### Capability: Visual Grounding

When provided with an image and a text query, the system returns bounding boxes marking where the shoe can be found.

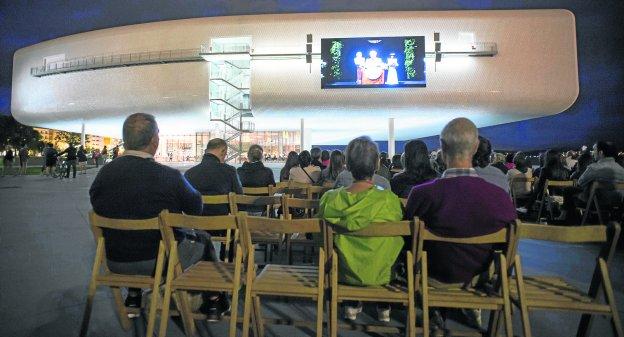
[201,294,231,322]
[460,308,482,330]
[516,207,528,214]
[376,303,391,322]
[124,292,142,308]
[344,301,363,321]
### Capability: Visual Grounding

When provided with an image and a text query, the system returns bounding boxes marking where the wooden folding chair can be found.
[307,185,331,199]
[325,218,420,337]
[282,196,321,264]
[231,193,284,262]
[580,181,624,226]
[242,186,272,196]
[416,220,521,337]
[510,222,623,337]
[201,194,236,262]
[80,211,165,337]
[238,213,326,337]
[157,210,243,337]
[510,176,535,208]
[536,180,575,222]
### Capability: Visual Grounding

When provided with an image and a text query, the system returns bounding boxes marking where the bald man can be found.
[404,118,516,328]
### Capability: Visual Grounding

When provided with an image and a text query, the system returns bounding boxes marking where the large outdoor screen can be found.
[321,36,426,88]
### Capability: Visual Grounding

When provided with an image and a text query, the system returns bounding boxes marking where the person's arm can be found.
[231,167,243,194]
[176,172,203,215]
[577,165,595,188]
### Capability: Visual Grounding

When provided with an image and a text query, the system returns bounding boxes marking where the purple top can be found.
[405,176,516,283]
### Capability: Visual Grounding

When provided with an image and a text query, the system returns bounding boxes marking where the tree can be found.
[0,115,42,152]
[53,130,81,146]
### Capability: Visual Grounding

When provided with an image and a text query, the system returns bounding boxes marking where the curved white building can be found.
[12,10,578,145]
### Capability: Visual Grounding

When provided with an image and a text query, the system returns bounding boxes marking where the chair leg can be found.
[79,278,98,337]
[514,256,532,337]
[229,290,241,337]
[599,259,624,337]
[242,288,253,337]
[158,286,174,337]
[253,296,265,337]
[111,287,132,331]
[499,255,514,337]
[146,286,161,337]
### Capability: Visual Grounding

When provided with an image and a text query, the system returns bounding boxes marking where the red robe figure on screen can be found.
[354,51,365,84]
[363,50,386,84]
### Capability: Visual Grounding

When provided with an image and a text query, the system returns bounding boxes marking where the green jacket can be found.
[319,186,404,286]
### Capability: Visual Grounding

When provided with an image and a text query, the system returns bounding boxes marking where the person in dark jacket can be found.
[185,138,243,216]
[280,151,300,182]
[391,140,438,198]
[90,113,228,320]
[77,145,88,175]
[58,143,78,178]
[237,144,275,188]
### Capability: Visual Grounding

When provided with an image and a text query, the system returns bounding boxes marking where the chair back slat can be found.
[420,224,508,244]
[234,194,281,206]
[159,211,237,232]
[519,223,607,243]
[242,186,271,195]
[89,211,159,231]
[330,221,413,237]
[243,215,322,234]
[546,179,575,188]
[201,194,230,204]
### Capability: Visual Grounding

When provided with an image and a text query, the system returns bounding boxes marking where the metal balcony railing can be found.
[30,48,203,77]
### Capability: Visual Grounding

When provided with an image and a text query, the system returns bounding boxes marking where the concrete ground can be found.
[0,165,622,337]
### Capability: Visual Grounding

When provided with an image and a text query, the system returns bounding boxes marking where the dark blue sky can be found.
[1,0,623,150]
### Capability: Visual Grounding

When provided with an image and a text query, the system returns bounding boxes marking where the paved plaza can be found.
[0,166,622,337]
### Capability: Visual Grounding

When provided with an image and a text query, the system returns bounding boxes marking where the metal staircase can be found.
[205,39,254,163]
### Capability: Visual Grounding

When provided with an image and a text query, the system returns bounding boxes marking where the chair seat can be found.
[97,273,156,288]
[510,276,611,313]
[253,264,319,297]
[338,283,409,303]
[427,285,504,309]
[172,261,237,291]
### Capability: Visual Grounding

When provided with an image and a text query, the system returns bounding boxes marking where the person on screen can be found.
[385,53,399,85]
[354,51,365,84]
[363,50,386,84]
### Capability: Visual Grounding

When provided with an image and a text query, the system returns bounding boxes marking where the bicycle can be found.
[53,156,67,179]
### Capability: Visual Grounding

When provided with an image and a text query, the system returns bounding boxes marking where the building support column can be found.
[388,118,395,158]
[80,122,86,147]
[300,118,305,152]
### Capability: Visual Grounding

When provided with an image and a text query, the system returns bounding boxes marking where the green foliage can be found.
[0,115,42,152]
[404,38,417,79]
[54,130,81,146]
[330,40,343,79]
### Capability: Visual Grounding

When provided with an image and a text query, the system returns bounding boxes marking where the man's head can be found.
[247,144,263,162]
[310,147,321,161]
[440,117,479,168]
[345,136,379,181]
[593,141,618,161]
[206,138,228,163]
[472,136,492,168]
[122,113,159,155]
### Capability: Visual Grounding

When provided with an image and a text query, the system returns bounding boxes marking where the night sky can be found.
[1,0,623,150]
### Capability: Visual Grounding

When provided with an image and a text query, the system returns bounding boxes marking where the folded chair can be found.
[238,213,326,337]
[580,181,624,226]
[157,210,243,337]
[325,218,420,337]
[510,222,622,337]
[201,194,236,262]
[80,211,165,337]
[416,220,521,337]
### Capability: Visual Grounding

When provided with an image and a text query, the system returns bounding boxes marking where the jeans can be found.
[65,159,77,178]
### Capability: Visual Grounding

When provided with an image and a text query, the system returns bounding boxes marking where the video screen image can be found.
[321,36,426,89]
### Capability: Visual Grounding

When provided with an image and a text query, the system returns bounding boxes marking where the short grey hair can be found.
[345,136,379,181]
[248,144,263,162]
[122,113,158,150]
[440,117,479,161]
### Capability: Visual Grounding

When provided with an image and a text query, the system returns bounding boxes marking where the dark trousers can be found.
[562,186,584,225]
[65,159,77,178]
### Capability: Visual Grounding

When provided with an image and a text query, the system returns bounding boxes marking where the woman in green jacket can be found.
[319,136,403,322]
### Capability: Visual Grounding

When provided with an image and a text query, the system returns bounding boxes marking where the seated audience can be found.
[376,154,392,181]
[391,140,438,198]
[559,141,624,223]
[405,118,516,328]
[321,149,330,168]
[532,152,545,178]
[319,150,345,186]
[504,152,516,171]
[565,150,578,171]
[334,167,391,190]
[289,150,321,184]
[237,144,276,188]
[430,149,446,176]
[507,152,533,198]
[319,136,403,322]
[570,150,593,180]
[379,151,391,169]
[390,154,403,175]
[490,152,508,174]
[90,113,227,319]
[310,147,326,169]
[472,136,510,193]
[530,149,570,207]
[280,151,299,182]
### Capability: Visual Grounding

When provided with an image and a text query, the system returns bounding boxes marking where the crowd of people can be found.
[85,112,623,330]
